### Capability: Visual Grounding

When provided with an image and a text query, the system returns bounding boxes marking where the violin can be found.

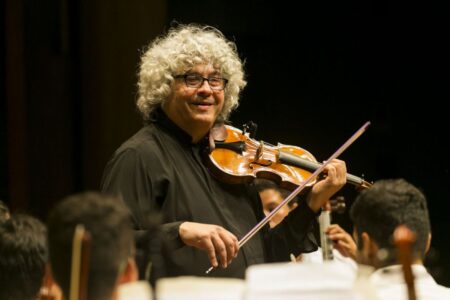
[318,203,334,261]
[318,196,347,261]
[205,122,372,192]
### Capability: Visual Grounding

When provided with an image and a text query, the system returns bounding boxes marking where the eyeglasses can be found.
[174,74,228,91]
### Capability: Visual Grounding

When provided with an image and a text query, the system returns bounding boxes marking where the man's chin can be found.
[191,113,217,126]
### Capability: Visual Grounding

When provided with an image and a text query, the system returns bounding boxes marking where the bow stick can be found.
[206,121,371,274]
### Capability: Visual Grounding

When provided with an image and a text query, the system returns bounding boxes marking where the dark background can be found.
[3,0,450,286]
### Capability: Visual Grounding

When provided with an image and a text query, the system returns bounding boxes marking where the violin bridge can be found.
[253,141,264,162]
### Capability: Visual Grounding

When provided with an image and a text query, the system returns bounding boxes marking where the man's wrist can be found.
[306,194,326,212]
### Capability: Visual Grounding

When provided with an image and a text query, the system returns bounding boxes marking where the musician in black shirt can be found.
[101,24,347,279]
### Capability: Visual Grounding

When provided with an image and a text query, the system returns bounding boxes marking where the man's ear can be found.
[425,233,432,254]
[118,258,139,284]
[359,232,379,267]
[361,232,371,258]
[43,263,58,287]
[40,263,63,300]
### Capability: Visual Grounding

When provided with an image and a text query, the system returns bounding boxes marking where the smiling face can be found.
[163,64,225,143]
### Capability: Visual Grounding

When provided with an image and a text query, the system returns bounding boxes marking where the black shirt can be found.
[101,108,318,278]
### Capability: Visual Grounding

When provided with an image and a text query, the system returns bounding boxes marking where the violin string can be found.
[245,140,278,161]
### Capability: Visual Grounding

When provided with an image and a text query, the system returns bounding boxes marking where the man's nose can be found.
[197,79,213,92]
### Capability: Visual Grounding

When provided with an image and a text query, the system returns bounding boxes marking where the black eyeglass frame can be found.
[174,74,228,90]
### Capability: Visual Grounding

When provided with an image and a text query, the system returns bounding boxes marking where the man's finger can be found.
[212,234,228,268]
[204,238,218,268]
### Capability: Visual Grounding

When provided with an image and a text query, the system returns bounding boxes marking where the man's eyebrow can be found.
[186,71,222,77]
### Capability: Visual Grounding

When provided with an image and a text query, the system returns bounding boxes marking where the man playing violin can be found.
[101,23,347,279]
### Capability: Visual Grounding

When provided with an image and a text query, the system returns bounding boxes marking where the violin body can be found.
[206,125,318,192]
[206,124,371,191]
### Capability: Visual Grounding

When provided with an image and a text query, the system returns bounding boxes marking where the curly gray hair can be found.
[137,24,247,122]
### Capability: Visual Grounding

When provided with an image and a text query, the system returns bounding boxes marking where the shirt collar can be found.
[149,107,201,145]
[371,264,431,285]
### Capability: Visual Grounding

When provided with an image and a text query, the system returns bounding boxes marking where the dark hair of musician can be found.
[0,214,47,300]
[350,179,431,262]
[253,178,297,207]
[47,192,133,300]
